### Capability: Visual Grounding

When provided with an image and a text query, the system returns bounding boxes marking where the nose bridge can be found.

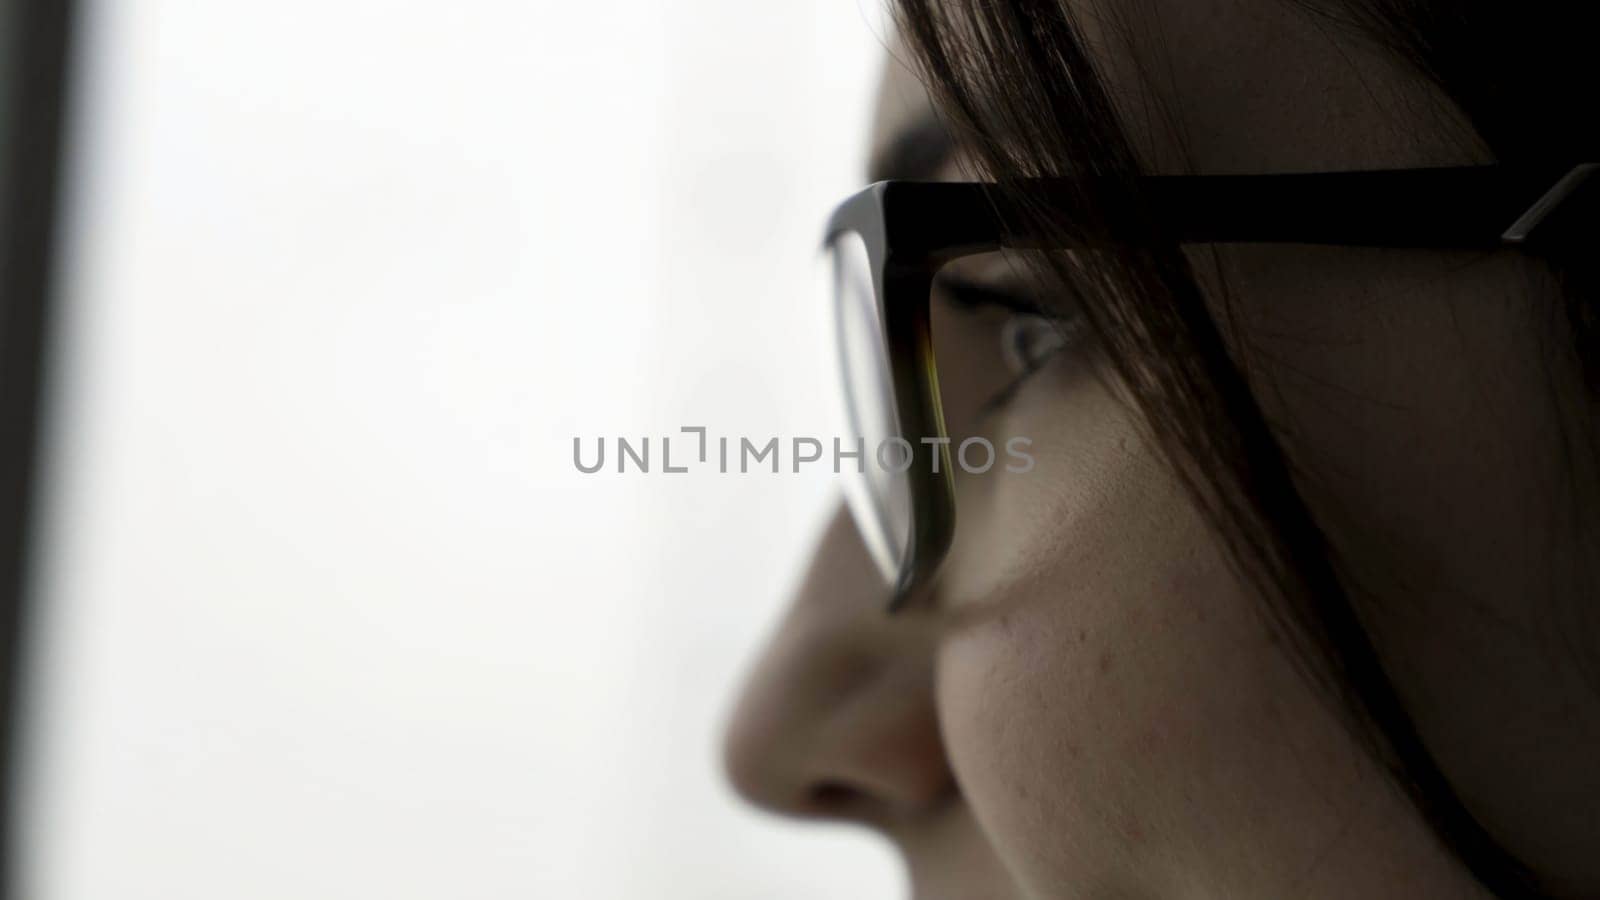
[723,506,954,822]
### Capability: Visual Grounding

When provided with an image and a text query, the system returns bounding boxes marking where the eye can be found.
[1000,313,1069,377]
[939,278,1086,378]
[932,274,1090,423]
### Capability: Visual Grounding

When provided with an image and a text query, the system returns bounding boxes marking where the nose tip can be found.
[722,507,955,823]
[723,659,954,823]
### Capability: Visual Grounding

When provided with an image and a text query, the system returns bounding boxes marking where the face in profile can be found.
[724,1,1600,897]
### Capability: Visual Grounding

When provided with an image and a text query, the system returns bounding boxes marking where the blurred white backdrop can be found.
[15,1,903,897]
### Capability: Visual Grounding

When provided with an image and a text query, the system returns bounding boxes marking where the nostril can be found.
[807,780,867,814]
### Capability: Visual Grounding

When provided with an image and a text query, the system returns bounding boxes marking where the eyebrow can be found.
[867,114,957,182]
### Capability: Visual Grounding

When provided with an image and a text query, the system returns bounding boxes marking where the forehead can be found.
[866,0,1478,179]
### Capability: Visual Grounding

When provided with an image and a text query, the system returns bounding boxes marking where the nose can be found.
[723,505,955,825]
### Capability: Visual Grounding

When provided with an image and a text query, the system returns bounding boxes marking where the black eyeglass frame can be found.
[823,163,1599,611]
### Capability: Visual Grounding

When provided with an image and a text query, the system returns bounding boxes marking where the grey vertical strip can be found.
[0,0,79,894]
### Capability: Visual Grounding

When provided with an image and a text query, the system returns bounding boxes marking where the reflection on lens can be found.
[829,231,911,588]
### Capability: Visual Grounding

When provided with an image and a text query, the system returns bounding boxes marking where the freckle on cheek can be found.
[1097,652,1115,675]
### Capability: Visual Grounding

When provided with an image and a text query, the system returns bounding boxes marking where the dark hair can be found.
[889,1,1599,897]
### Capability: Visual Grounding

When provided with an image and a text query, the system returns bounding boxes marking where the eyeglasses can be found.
[823,163,1598,611]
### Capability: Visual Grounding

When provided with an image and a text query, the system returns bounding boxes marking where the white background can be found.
[16,1,904,897]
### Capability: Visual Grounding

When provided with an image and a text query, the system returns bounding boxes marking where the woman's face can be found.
[725,1,1600,897]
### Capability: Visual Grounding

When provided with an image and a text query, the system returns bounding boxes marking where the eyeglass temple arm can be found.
[880,164,1600,256]
[1132,163,1600,248]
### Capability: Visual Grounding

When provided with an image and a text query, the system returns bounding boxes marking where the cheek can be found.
[933,535,1245,896]
[927,373,1429,896]
[931,379,1247,892]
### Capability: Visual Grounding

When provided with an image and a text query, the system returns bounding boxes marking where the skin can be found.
[725,1,1600,897]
